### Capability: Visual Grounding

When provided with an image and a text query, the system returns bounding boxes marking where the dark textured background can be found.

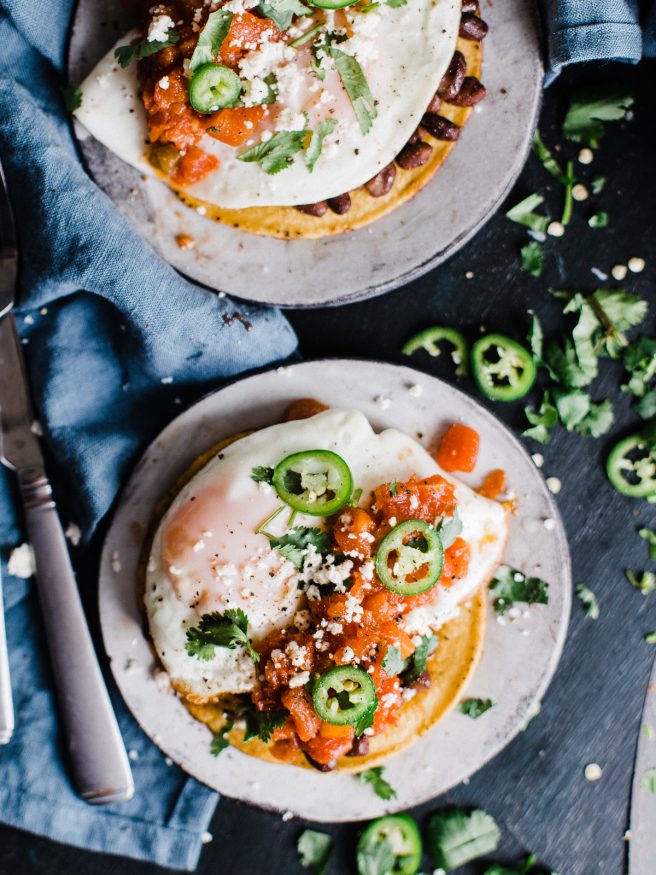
[1,58,655,875]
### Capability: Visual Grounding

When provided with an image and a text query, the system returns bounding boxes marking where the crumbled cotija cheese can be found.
[147,14,175,42]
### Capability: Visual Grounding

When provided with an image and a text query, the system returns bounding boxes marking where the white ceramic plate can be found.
[68,1,543,307]
[99,359,570,821]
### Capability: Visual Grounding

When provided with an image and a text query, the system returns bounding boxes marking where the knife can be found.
[0,160,134,802]
[0,561,13,745]
[628,653,656,874]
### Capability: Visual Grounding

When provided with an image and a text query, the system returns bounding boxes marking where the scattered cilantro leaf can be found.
[297,829,333,875]
[265,526,331,569]
[626,570,656,595]
[357,836,396,875]
[251,465,274,484]
[382,645,406,677]
[560,160,575,226]
[189,10,233,72]
[532,132,566,182]
[644,723,656,740]
[634,389,656,420]
[528,311,545,364]
[520,241,544,278]
[645,632,656,644]
[185,608,259,662]
[639,528,656,560]
[400,633,438,685]
[436,509,463,549]
[328,48,377,134]
[624,337,656,397]
[588,212,608,229]
[575,584,599,619]
[523,391,557,444]
[62,82,82,112]
[114,30,179,68]
[210,718,234,756]
[592,289,648,356]
[385,0,407,6]
[641,768,656,793]
[243,708,287,743]
[305,118,336,171]
[427,808,501,869]
[485,854,557,875]
[459,698,494,719]
[563,87,634,145]
[238,129,307,174]
[505,194,549,233]
[591,176,606,194]
[389,480,398,496]
[259,0,309,31]
[353,701,377,738]
[490,566,549,615]
[359,767,396,800]
[553,390,614,437]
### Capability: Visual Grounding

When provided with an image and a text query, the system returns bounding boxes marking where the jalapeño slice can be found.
[189,63,241,113]
[375,519,444,596]
[607,433,656,498]
[312,666,377,727]
[272,450,353,516]
[402,325,469,378]
[357,814,423,875]
[471,333,537,401]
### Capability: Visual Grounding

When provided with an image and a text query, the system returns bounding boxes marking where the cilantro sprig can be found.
[114,30,179,68]
[490,566,549,615]
[297,829,333,875]
[259,0,310,31]
[189,10,233,72]
[328,48,377,135]
[185,608,259,662]
[239,129,308,175]
[459,697,494,719]
[358,766,396,800]
[265,526,331,569]
[563,86,634,146]
[427,807,501,870]
[210,718,234,756]
[575,584,600,619]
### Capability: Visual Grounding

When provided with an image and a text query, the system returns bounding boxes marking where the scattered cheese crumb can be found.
[543,518,556,531]
[288,670,311,688]
[111,550,122,573]
[546,476,561,495]
[65,522,82,546]
[128,749,139,761]
[201,831,213,844]
[147,14,175,42]
[590,267,608,282]
[611,264,628,281]
[161,376,173,384]
[628,256,645,273]
[282,810,294,822]
[374,395,392,410]
[531,453,544,468]
[408,384,423,398]
[465,271,474,279]
[572,184,588,202]
[7,543,36,579]
[547,221,565,238]
[578,148,594,164]
[30,420,43,436]
[584,762,603,782]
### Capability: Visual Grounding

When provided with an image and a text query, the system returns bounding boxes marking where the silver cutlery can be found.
[0,159,134,802]
[628,653,656,873]
[0,562,13,744]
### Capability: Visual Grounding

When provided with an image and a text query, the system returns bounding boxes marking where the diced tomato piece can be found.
[442,537,471,583]
[172,146,220,187]
[143,67,206,150]
[334,507,376,558]
[304,733,354,765]
[318,721,354,740]
[373,474,457,524]
[284,398,330,422]
[281,687,321,743]
[437,423,480,473]
[479,468,506,499]
[361,590,401,625]
[220,12,281,68]
[206,105,266,147]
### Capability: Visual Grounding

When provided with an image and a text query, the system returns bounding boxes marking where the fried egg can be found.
[75,0,460,207]
[145,408,508,700]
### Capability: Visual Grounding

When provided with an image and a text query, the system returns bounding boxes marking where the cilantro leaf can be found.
[62,82,82,112]
[490,566,549,615]
[485,854,557,875]
[251,465,274,484]
[641,768,656,793]
[259,0,310,31]
[114,30,180,68]
[532,131,567,182]
[357,836,396,875]
[523,391,557,444]
[353,701,377,738]
[639,528,656,560]
[306,118,337,172]
[189,10,233,72]
[623,337,656,397]
[266,526,331,569]
[520,241,544,278]
[527,310,544,363]
[210,717,234,756]
[592,289,648,356]
[459,697,494,718]
[563,86,634,145]
[553,389,613,437]
[591,176,606,194]
[575,584,599,619]
[382,645,406,677]
[243,708,288,742]
[505,194,549,233]
[427,808,501,869]
[328,48,377,135]
[297,829,333,875]
[359,766,396,800]
[588,212,608,229]
[626,570,656,595]
[185,608,259,662]
[400,633,438,685]
[634,389,656,420]
[645,632,656,645]
[436,509,463,549]
[238,129,307,174]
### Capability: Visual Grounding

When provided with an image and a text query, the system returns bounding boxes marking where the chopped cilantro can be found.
[624,338,656,398]
[210,718,233,756]
[645,632,656,644]
[532,132,566,182]
[436,509,463,548]
[238,129,308,175]
[357,837,396,875]
[265,526,331,569]
[427,808,500,870]
[62,82,82,112]
[305,118,337,172]
[381,645,406,677]
[490,566,549,615]
[353,702,377,738]
[459,697,494,719]
[591,176,606,194]
[185,608,259,662]
[297,829,333,875]
[563,86,633,146]
[328,48,377,135]
[400,633,438,685]
[552,389,614,438]
[588,212,608,229]
[389,480,398,496]
[243,708,287,743]
[114,30,179,68]
[523,391,558,444]
[644,723,656,740]
[189,10,233,72]
[259,0,310,31]
[626,570,656,595]
[505,194,549,233]
[639,528,656,560]
[575,584,599,619]
[528,310,545,363]
[560,160,575,226]
[251,465,274,484]
[385,0,407,6]
[359,767,396,800]
[641,767,656,793]
[634,389,656,420]
[520,241,544,278]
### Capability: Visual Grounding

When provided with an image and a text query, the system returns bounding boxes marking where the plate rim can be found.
[99,356,571,819]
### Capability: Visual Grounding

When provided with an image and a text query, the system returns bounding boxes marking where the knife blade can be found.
[0,162,17,318]
[0,314,43,471]
[628,653,656,874]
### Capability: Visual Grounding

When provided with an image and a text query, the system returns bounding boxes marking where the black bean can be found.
[305,753,337,772]
[365,162,397,197]
[327,193,352,215]
[461,0,479,13]
[421,113,460,141]
[296,201,328,217]
[460,13,488,40]
[396,141,433,170]
[438,50,466,101]
[450,76,487,106]
[347,736,370,757]
[426,92,443,114]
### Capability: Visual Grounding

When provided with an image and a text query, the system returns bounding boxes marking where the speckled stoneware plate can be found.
[99,359,570,820]
[68,1,543,308]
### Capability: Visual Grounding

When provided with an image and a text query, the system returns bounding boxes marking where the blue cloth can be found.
[0,0,297,869]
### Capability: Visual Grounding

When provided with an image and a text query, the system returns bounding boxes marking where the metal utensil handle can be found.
[0,567,14,744]
[20,466,134,804]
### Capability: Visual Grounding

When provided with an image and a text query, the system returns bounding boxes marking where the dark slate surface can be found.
[1,59,655,875]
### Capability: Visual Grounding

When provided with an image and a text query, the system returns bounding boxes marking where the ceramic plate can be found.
[99,359,570,820]
[68,1,542,308]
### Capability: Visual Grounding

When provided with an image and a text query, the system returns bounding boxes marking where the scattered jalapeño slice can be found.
[375,519,444,596]
[312,666,377,727]
[189,63,242,113]
[470,333,537,401]
[607,433,656,498]
[357,814,423,875]
[272,449,353,516]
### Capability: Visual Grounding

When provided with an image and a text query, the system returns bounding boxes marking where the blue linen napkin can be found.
[0,0,297,869]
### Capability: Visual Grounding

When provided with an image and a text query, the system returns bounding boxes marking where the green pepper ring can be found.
[312,666,377,727]
[357,814,423,875]
[375,519,444,596]
[188,63,242,114]
[272,449,353,516]
[471,333,537,402]
[402,325,469,378]
[607,434,656,498]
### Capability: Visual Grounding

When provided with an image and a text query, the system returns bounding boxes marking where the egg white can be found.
[75,0,460,208]
[145,408,508,700]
